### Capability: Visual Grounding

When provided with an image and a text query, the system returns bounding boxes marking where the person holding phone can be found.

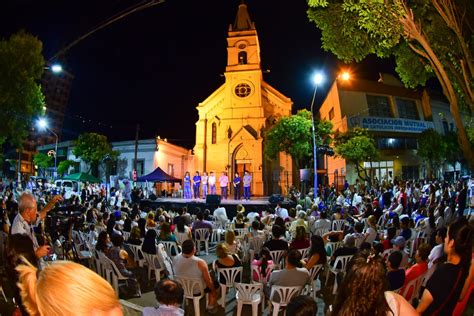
[11,192,63,259]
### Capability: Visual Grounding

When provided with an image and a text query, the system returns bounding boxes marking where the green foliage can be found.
[57,160,78,177]
[334,127,378,181]
[0,31,45,148]
[33,153,52,169]
[417,129,447,177]
[72,133,119,174]
[265,109,333,168]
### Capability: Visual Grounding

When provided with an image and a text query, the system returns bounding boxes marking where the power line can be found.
[49,0,165,62]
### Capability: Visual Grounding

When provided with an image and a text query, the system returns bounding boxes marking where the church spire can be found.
[231,1,255,31]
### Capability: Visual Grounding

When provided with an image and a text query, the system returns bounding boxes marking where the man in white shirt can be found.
[213,205,228,226]
[275,203,289,220]
[11,192,62,258]
[428,227,446,268]
[208,171,217,194]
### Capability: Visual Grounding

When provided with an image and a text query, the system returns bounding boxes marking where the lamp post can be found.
[37,118,59,179]
[309,72,325,196]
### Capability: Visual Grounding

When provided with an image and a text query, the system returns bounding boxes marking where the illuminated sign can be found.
[349,116,434,133]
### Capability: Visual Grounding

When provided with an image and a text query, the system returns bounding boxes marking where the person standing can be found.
[233,172,241,200]
[11,193,63,259]
[243,171,252,200]
[209,171,217,195]
[193,171,201,199]
[201,172,209,199]
[183,172,192,199]
[219,172,229,199]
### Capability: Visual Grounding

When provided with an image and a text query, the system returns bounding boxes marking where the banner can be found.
[349,116,434,133]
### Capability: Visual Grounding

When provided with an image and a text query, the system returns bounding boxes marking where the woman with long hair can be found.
[137,217,146,238]
[16,259,122,316]
[251,247,273,282]
[96,231,111,255]
[332,251,416,315]
[157,222,178,256]
[416,218,473,315]
[174,219,192,245]
[304,235,327,270]
[142,229,157,254]
[214,243,242,284]
[290,226,310,250]
[224,229,240,254]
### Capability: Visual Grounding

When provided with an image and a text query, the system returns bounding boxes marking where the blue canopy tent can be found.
[136,167,181,183]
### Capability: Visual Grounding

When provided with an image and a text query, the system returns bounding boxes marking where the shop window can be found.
[366,95,392,117]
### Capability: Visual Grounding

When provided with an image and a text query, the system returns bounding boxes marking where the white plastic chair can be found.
[325,255,353,294]
[194,228,210,255]
[160,241,179,258]
[99,254,131,295]
[251,263,274,285]
[269,250,286,270]
[313,227,330,237]
[142,252,163,282]
[216,266,243,308]
[235,282,263,316]
[269,285,302,316]
[306,264,324,299]
[326,241,343,257]
[297,247,311,259]
[331,220,346,231]
[175,230,191,245]
[127,244,146,267]
[248,237,265,261]
[398,272,426,304]
[122,231,130,241]
[234,228,246,239]
[175,276,207,316]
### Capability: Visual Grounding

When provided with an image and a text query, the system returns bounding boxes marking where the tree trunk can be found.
[399,10,474,170]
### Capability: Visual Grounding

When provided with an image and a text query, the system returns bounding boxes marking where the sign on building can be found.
[349,116,434,133]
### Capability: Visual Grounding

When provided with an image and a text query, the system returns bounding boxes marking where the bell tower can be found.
[225,2,261,73]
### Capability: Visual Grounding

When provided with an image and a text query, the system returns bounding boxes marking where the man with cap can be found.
[391,236,409,268]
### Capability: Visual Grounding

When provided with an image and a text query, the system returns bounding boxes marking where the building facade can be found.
[193,3,293,196]
[319,74,464,185]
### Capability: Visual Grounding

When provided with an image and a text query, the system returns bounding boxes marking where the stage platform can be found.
[140,196,294,219]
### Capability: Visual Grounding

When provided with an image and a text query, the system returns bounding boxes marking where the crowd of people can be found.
[0,176,472,315]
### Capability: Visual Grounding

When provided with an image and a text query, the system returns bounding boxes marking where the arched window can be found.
[238,51,247,65]
[211,123,217,144]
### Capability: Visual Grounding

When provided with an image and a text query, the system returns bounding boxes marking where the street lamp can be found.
[44,63,63,74]
[37,118,59,179]
[310,72,325,197]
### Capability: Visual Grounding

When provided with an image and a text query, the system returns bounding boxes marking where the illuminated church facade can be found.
[193,3,293,196]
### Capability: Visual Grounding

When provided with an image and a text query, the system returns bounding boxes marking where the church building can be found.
[193,2,293,196]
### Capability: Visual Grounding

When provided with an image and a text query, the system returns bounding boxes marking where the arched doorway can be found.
[231,143,252,198]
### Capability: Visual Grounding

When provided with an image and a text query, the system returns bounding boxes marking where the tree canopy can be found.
[57,159,79,177]
[0,31,45,148]
[265,109,333,168]
[333,127,379,182]
[307,0,474,167]
[417,128,447,178]
[72,133,119,176]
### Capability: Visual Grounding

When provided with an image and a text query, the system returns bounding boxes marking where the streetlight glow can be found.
[37,118,48,129]
[313,72,325,86]
[51,64,63,73]
[340,71,351,81]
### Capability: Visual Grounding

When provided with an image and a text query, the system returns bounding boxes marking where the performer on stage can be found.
[193,171,201,199]
[209,171,217,194]
[219,171,229,199]
[201,172,209,199]
[233,172,241,200]
[183,171,192,199]
[243,170,252,200]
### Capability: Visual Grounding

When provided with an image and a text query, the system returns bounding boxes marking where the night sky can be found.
[1,0,399,148]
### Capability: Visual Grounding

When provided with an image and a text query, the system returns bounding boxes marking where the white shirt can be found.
[208,175,216,186]
[213,207,228,223]
[275,207,289,220]
[142,305,184,316]
[428,244,444,269]
[11,212,40,250]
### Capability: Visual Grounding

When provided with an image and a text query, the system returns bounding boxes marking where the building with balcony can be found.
[319,74,462,185]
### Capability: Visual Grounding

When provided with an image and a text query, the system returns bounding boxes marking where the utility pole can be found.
[133,124,140,181]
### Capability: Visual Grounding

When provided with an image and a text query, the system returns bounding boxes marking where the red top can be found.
[290,238,310,250]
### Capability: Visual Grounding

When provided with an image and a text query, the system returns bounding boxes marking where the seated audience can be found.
[290,226,310,250]
[287,295,318,316]
[386,251,405,291]
[214,243,242,284]
[263,224,289,251]
[332,251,417,315]
[304,235,327,270]
[142,279,184,316]
[400,243,431,300]
[251,247,274,282]
[127,226,142,245]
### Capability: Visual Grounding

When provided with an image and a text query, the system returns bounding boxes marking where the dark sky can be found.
[1,0,398,148]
